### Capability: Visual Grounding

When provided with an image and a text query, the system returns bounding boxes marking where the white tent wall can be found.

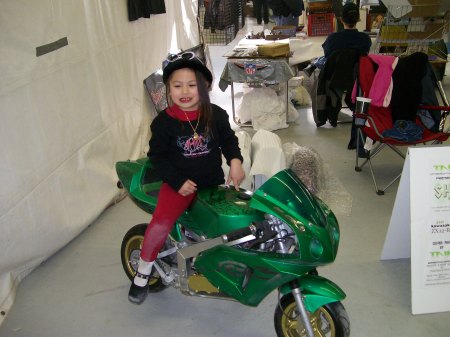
[0,0,200,323]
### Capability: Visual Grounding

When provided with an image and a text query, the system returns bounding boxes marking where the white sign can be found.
[381,146,450,315]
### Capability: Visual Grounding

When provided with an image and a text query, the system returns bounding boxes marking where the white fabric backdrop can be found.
[0,0,199,323]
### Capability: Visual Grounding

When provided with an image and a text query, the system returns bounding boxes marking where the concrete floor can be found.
[1,18,450,337]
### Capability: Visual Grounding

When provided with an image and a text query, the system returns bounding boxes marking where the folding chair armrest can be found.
[354,112,368,128]
[355,113,384,139]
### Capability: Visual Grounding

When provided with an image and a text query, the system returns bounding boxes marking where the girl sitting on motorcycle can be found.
[128,53,245,304]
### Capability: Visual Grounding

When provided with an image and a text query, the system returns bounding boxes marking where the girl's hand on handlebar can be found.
[227,158,245,191]
[178,179,197,196]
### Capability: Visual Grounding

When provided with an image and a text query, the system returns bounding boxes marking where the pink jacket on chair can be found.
[352,54,398,107]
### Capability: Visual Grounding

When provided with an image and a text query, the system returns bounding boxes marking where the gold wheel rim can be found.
[124,234,160,286]
[281,303,336,337]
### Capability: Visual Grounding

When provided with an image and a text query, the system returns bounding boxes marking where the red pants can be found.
[140,183,195,262]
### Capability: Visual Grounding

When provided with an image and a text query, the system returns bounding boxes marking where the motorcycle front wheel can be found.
[274,294,350,337]
[120,223,169,292]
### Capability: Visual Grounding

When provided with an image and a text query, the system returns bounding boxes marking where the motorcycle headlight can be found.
[309,238,324,259]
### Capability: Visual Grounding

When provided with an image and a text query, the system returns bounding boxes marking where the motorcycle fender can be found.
[279,275,346,313]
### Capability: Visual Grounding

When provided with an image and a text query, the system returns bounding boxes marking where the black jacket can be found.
[391,52,429,123]
[127,0,166,21]
[316,49,363,126]
[268,0,304,17]
[148,104,243,191]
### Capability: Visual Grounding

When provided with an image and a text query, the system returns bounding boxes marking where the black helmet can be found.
[162,52,213,85]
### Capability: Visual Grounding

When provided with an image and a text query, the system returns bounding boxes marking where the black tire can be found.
[274,294,350,337]
[120,223,167,292]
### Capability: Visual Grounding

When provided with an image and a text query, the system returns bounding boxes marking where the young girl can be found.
[128,53,245,304]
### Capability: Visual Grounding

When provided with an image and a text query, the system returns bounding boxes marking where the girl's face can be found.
[168,68,200,111]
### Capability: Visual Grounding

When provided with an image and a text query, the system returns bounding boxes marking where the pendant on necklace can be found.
[193,132,199,139]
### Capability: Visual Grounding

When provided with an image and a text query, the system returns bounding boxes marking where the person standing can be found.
[253,0,270,24]
[267,0,304,27]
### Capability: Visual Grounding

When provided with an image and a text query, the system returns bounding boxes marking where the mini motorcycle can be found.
[117,158,350,337]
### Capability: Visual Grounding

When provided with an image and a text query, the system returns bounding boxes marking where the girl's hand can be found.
[227,158,245,191]
[178,179,197,196]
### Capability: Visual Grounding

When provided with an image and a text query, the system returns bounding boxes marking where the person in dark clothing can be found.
[305,1,371,75]
[267,0,304,26]
[253,0,270,24]
[325,2,371,142]
[128,53,245,305]
[322,2,371,57]
[322,2,371,58]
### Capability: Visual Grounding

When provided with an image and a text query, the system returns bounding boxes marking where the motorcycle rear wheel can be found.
[120,223,167,292]
[274,294,350,337]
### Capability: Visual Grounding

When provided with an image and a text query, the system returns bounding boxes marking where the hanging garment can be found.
[390,52,429,123]
[315,49,362,126]
[128,0,166,22]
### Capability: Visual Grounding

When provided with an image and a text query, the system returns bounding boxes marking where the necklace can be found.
[183,110,200,139]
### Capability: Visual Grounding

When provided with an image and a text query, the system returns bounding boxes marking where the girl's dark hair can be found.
[194,70,213,136]
[341,3,360,27]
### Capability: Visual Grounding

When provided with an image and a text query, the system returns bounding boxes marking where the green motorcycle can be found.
[117,158,350,337]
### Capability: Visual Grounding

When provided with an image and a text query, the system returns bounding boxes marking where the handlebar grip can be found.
[225,227,253,242]
[224,223,263,242]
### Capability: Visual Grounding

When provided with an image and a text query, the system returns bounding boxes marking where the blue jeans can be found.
[274,15,299,27]
[312,56,327,70]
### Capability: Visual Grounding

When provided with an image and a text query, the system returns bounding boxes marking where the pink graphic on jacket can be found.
[177,134,210,158]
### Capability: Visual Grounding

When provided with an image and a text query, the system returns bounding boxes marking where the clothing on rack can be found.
[204,0,221,32]
[127,0,166,21]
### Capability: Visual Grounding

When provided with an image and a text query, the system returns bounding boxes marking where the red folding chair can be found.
[353,54,450,195]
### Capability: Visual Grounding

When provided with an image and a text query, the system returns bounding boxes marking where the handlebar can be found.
[224,222,266,243]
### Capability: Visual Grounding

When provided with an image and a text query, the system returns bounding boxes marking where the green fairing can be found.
[250,170,340,263]
[194,245,309,306]
[194,170,342,307]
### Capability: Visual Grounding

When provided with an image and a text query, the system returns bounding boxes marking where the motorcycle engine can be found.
[240,214,298,254]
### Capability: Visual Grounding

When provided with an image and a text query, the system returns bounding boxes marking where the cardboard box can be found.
[380,25,408,40]
[307,0,333,13]
[405,0,445,18]
[258,43,290,58]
